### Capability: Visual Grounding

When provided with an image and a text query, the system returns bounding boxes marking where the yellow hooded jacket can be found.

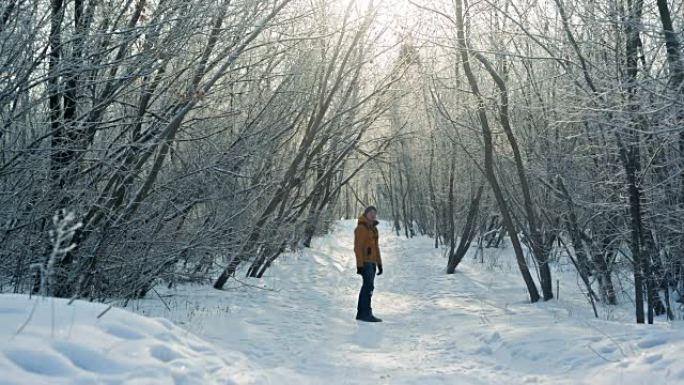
[354,214,382,268]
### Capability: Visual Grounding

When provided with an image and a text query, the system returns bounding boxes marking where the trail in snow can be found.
[132,220,684,385]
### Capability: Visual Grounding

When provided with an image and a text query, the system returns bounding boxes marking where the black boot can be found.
[356,311,382,322]
[368,311,382,322]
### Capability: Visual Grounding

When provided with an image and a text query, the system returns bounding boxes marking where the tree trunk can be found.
[447,184,484,273]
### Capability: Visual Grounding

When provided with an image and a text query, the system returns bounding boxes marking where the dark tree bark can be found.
[618,0,651,323]
[447,184,484,273]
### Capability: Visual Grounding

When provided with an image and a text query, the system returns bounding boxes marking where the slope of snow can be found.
[0,294,257,385]
[131,220,684,385]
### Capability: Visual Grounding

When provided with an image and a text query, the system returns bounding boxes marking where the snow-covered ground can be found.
[133,220,684,384]
[3,220,684,384]
[0,295,256,385]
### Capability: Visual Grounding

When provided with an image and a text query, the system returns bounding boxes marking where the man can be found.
[354,206,383,322]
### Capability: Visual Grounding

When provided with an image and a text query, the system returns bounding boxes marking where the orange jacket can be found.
[354,214,382,268]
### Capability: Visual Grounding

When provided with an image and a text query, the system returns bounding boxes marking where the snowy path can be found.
[134,220,684,385]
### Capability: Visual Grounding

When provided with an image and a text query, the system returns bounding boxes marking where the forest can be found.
[2,0,684,328]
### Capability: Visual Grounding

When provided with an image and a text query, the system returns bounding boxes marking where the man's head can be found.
[364,206,377,222]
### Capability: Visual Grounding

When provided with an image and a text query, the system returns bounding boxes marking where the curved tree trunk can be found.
[447,184,484,273]
[453,0,540,302]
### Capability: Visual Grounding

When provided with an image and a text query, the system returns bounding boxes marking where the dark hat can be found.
[364,206,377,215]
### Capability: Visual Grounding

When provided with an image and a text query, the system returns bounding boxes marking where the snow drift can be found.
[0,294,256,385]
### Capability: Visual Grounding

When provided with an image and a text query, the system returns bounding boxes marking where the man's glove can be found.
[377,265,383,276]
[357,266,363,275]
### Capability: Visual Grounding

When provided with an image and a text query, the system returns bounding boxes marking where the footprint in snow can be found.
[637,337,667,349]
[100,322,146,340]
[4,348,77,377]
[150,344,187,363]
[52,340,131,374]
[641,353,663,364]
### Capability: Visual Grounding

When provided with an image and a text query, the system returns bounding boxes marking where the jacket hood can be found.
[358,214,378,227]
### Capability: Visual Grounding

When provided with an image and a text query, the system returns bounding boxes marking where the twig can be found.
[13,298,39,338]
[97,305,113,319]
[224,276,280,292]
[587,344,620,363]
[152,287,172,311]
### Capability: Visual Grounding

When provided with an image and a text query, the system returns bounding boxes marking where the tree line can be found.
[3,0,684,325]
[363,0,684,324]
[0,0,406,301]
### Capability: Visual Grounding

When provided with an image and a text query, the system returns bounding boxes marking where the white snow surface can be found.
[0,296,256,385]
[3,219,684,384]
[135,220,684,384]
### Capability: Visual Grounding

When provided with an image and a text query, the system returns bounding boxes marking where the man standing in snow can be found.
[354,206,383,322]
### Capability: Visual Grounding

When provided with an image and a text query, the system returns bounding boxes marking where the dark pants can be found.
[357,262,376,315]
